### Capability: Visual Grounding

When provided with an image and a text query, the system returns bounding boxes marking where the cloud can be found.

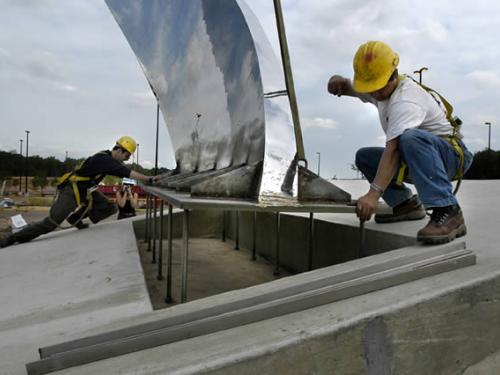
[126,91,156,108]
[24,50,66,81]
[465,70,500,89]
[303,117,338,130]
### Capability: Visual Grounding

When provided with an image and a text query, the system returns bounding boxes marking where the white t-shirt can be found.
[360,76,453,142]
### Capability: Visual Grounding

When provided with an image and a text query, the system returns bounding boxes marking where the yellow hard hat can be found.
[116,136,137,154]
[352,41,399,93]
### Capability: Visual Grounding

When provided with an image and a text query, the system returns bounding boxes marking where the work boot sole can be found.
[375,209,427,224]
[417,223,467,244]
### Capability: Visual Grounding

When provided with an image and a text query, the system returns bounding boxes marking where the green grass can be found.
[26,196,54,207]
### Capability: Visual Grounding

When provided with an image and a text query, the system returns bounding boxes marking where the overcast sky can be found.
[1,0,499,177]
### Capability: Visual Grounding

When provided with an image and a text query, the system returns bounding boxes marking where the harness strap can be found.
[396,136,465,194]
[57,151,106,205]
[395,76,465,195]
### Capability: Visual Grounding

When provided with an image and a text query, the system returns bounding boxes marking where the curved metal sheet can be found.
[105,0,297,201]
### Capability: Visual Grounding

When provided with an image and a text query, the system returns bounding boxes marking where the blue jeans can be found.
[355,128,473,209]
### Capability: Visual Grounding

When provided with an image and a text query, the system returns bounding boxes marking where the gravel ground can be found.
[0,207,50,238]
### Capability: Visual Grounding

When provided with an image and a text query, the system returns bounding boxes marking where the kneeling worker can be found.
[1,136,157,248]
[327,41,473,244]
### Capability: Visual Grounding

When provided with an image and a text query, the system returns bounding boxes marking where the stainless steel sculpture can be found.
[105,0,350,203]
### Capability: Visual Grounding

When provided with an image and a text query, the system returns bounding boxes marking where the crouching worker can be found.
[1,136,157,248]
[328,41,473,244]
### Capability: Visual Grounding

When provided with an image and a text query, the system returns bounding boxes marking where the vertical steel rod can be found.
[222,210,226,242]
[165,204,173,303]
[273,212,281,276]
[152,197,157,263]
[146,195,152,251]
[359,219,366,258]
[144,194,150,244]
[157,200,165,280]
[252,211,257,261]
[308,212,314,271]
[181,209,190,303]
[234,211,240,250]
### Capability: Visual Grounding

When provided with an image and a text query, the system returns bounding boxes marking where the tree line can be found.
[1,149,499,184]
[0,150,167,180]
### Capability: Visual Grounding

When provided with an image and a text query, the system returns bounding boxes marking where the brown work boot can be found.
[417,204,466,244]
[375,195,426,223]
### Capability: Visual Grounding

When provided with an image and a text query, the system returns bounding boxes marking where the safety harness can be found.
[57,152,106,205]
[52,152,106,228]
[396,76,465,195]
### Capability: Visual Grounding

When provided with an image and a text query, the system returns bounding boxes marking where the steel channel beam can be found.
[27,249,475,375]
[37,241,467,360]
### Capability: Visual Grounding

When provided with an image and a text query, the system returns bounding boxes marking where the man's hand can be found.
[356,190,380,221]
[327,75,349,96]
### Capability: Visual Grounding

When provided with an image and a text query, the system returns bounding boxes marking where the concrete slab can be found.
[3,180,500,374]
[41,180,500,375]
[0,219,152,375]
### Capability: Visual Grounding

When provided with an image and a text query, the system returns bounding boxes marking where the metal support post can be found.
[165,204,173,303]
[308,212,314,270]
[181,209,190,303]
[144,194,150,244]
[146,195,152,251]
[359,219,366,258]
[157,200,165,281]
[152,197,157,263]
[273,212,281,276]
[252,211,257,261]
[222,210,226,242]
[234,211,240,250]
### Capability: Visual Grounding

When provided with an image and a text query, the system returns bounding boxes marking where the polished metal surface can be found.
[105,0,299,202]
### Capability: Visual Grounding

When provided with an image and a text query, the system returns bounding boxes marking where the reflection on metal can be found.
[105,0,348,204]
[298,166,352,203]
[190,163,262,199]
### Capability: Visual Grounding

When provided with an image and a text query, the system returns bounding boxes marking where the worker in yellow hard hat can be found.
[327,41,473,244]
[1,136,159,248]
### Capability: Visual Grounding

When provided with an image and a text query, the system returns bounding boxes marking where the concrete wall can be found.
[203,274,500,375]
[225,211,415,272]
[134,210,415,274]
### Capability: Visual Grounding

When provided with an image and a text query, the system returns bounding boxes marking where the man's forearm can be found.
[372,142,400,193]
[130,170,152,182]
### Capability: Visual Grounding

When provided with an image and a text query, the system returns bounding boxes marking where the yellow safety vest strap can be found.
[396,163,407,186]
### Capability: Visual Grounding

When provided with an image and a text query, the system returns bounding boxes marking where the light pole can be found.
[65,151,68,160]
[316,152,321,176]
[136,143,140,168]
[485,122,492,151]
[25,130,30,194]
[413,67,428,84]
[19,139,23,192]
